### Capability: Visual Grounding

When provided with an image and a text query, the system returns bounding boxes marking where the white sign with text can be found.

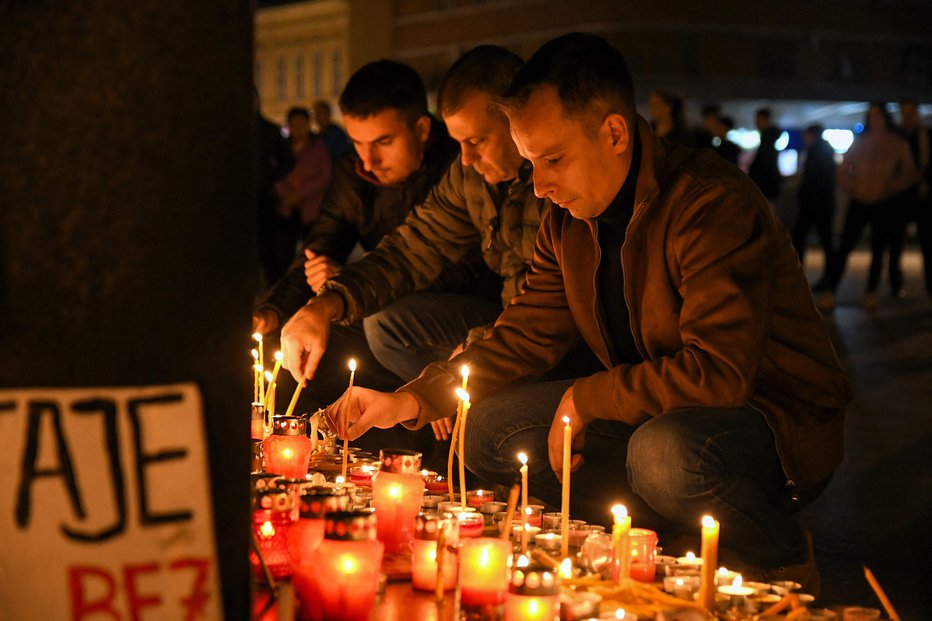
[0,384,221,621]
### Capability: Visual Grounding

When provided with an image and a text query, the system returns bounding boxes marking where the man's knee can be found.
[626,414,705,515]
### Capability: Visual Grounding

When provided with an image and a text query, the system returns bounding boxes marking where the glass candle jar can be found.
[628,528,658,582]
[459,538,511,610]
[411,513,458,591]
[371,449,424,556]
[466,489,495,508]
[504,564,559,621]
[251,402,266,440]
[288,485,350,567]
[250,489,295,579]
[456,511,484,539]
[420,470,449,494]
[293,509,384,621]
[263,416,312,479]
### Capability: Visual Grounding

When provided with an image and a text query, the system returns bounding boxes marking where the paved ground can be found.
[796,247,930,617]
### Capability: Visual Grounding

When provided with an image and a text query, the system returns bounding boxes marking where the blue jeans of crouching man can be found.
[460,378,822,569]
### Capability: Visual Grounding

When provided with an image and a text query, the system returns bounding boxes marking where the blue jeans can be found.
[363,292,503,382]
[462,379,811,568]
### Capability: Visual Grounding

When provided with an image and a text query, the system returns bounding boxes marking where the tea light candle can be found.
[420,470,448,493]
[560,591,602,621]
[542,512,563,531]
[457,511,484,539]
[698,515,720,611]
[718,574,754,607]
[480,501,507,515]
[567,523,591,549]
[438,499,468,514]
[675,551,703,568]
[534,532,562,553]
[664,575,700,600]
[411,513,458,591]
[611,504,631,582]
[349,464,377,487]
[459,538,511,608]
[422,494,443,510]
[598,609,638,620]
[467,489,495,508]
[504,565,559,621]
[263,416,312,479]
[716,566,739,586]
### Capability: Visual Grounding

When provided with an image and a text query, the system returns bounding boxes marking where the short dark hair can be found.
[499,33,636,126]
[339,59,428,126]
[806,123,824,136]
[437,45,523,117]
[287,107,310,122]
[865,100,895,132]
[755,108,772,120]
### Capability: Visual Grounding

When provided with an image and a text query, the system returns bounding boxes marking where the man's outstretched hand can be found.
[325,388,421,441]
[548,385,587,481]
[280,293,345,382]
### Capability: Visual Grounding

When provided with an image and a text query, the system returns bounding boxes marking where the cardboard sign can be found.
[0,384,222,620]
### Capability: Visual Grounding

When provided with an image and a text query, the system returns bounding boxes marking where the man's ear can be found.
[605,113,630,155]
[415,115,431,143]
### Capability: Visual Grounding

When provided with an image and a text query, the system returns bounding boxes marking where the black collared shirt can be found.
[594,132,642,365]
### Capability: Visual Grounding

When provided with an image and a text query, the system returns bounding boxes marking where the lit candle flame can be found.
[259,521,275,538]
[281,448,292,459]
[252,332,263,343]
[348,358,357,372]
[701,514,716,528]
[560,557,573,579]
[611,504,628,520]
[686,551,697,563]
[454,387,470,403]
[518,452,528,465]
[719,567,728,576]
[251,349,259,362]
[461,365,469,379]
[516,554,529,568]
[562,416,570,424]
[335,476,345,485]
[254,363,263,374]
[734,575,743,588]
[615,609,626,620]
[275,351,283,362]
[339,553,359,574]
[388,484,402,498]
[676,578,685,586]
[264,370,273,383]
[478,546,490,568]
[525,507,532,516]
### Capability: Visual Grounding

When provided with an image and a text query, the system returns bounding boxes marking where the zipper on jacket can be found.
[590,221,617,367]
[620,199,650,360]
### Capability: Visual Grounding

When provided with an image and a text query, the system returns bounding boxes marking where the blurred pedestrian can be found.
[702,110,741,165]
[313,99,352,161]
[256,89,295,286]
[648,88,697,147]
[792,124,837,285]
[893,98,932,296]
[749,108,783,206]
[817,102,916,310]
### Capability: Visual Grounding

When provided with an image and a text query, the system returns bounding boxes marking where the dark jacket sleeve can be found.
[399,206,580,425]
[321,161,482,324]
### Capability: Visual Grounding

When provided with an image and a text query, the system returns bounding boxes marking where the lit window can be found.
[332,49,342,95]
[277,57,286,101]
[313,52,323,98]
[295,55,305,99]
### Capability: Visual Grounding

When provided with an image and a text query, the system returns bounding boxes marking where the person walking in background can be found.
[817,102,916,311]
[701,107,742,165]
[256,90,295,286]
[749,108,783,206]
[314,99,352,161]
[648,88,697,147]
[792,124,837,287]
[893,98,932,296]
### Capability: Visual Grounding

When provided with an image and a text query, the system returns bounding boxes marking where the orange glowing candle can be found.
[251,348,260,402]
[698,515,720,611]
[518,452,529,554]
[263,371,276,434]
[611,504,631,582]
[341,359,356,480]
[284,377,305,418]
[561,416,571,558]
[455,387,471,511]
[459,538,510,608]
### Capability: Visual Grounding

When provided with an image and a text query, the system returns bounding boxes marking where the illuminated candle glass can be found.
[504,565,559,621]
[250,489,296,579]
[627,528,658,582]
[371,449,425,555]
[263,416,312,479]
[251,402,266,440]
[411,513,458,591]
[250,439,263,473]
[698,515,720,611]
[459,538,511,611]
[349,464,377,487]
[288,485,350,567]
[421,470,448,494]
[466,489,495,508]
[456,511,484,539]
[611,504,631,582]
[293,509,384,621]
[251,472,282,492]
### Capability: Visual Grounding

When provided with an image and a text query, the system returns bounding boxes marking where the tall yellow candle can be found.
[255,364,265,405]
[341,359,356,479]
[253,332,264,371]
[251,349,260,402]
[263,371,275,436]
[461,364,469,390]
[455,388,471,511]
[447,401,464,502]
[698,515,720,611]
[611,504,631,582]
[518,452,529,554]
[561,416,571,558]
[268,351,283,388]
[284,377,306,418]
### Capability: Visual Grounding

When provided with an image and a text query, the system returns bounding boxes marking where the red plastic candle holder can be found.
[466,489,495,508]
[293,510,384,621]
[251,489,296,579]
[459,538,511,609]
[288,485,351,567]
[372,449,424,555]
[421,470,449,494]
[251,402,266,440]
[411,513,458,591]
[263,415,312,479]
[504,564,559,621]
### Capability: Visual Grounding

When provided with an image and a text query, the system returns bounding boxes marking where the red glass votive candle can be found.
[288,485,351,567]
[459,538,511,610]
[504,564,560,621]
[250,489,295,579]
[628,528,658,582]
[263,416,312,479]
[421,470,448,494]
[251,402,266,440]
[293,509,384,621]
[456,510,484,538]
[349,464,377,487]
[372,449,424,555]
[466,489,495,508]
[411,513,458,591]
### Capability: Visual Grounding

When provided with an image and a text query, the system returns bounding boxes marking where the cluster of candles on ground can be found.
[247,342,819,620]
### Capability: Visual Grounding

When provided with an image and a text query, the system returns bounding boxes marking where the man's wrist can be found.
[308,291,345,323]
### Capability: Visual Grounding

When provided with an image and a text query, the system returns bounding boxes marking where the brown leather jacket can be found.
[402,117,852,490]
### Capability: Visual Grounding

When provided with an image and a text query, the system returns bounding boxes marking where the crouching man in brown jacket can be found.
[325,34,852,593]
